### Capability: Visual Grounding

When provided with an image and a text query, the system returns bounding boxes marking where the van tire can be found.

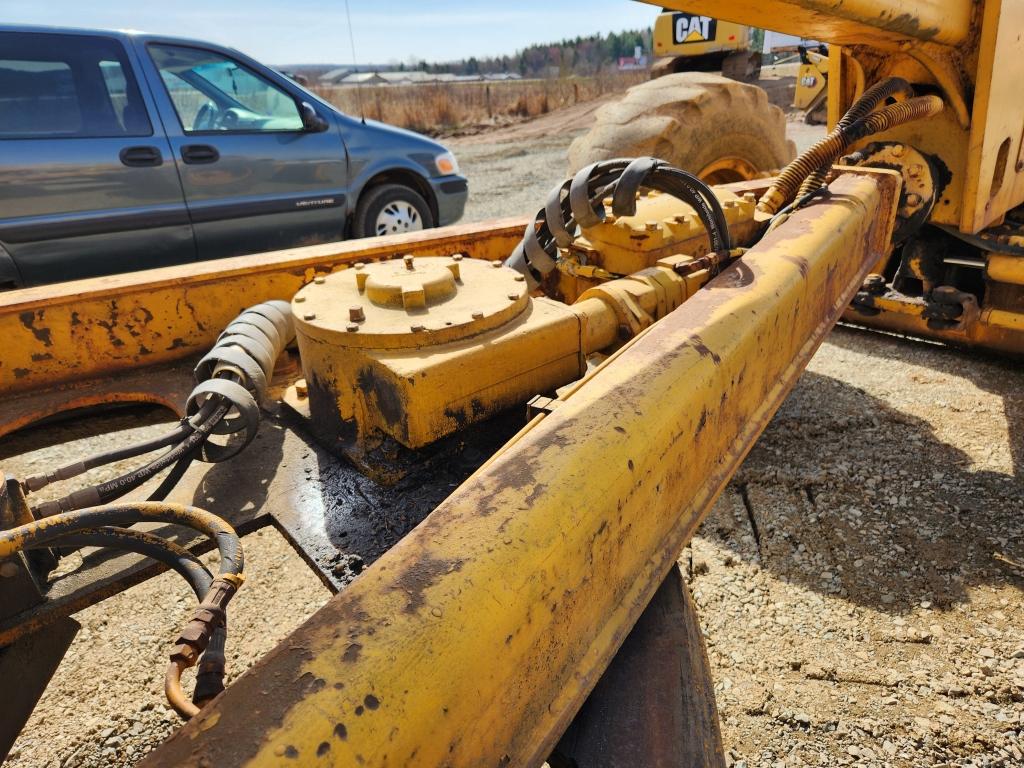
[353,184,434,239]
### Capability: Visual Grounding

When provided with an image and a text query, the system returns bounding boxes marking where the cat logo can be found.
[672,13,717,45]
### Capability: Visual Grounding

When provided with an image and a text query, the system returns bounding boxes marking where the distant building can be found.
[617,45,649,71]
[318,67,353,84]
[335,70,498,86]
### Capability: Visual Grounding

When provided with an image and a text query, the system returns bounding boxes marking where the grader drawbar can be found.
[3,0,1024,765]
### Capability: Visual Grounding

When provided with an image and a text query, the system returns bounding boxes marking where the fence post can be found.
[486,84,492,118]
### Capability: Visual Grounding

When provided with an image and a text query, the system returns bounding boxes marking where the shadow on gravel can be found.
[701,357,1024,616]
[827,324,1024,477]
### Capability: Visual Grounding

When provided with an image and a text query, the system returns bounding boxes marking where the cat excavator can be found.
[0,0,1022,766]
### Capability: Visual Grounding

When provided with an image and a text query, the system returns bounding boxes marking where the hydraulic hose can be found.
[22,423,192,493]
[26,300,295,516]
[32,402,230,516]
[32,525,214,597]
[756,77,926,215]
[506,157,730,287]
[1,501,243,720]
[147,451,198,502]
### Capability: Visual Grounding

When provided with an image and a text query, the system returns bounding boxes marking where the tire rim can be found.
[375,200,423,236]
[697,156,761,185]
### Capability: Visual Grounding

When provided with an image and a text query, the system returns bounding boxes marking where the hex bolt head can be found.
[513,274,525,282]
[346,324,359,332]
[303,312,316,321]
[491,260,502,268]
[507,292,519,301]
[349,305,365,322]
[452,254,463,262]
[645,221,659,232]
[905,193,922,207]
[410,324,425,332]
[404,255,415,270]
[354,262,365,270]
[313,276,326,285]
[471,311,485,320]
[294,295,306,303]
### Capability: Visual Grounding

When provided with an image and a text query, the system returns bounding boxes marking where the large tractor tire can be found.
[568,72,796,184]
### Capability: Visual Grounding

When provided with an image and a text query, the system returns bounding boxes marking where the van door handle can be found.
[181,144,220,165]
[119,145,163,167]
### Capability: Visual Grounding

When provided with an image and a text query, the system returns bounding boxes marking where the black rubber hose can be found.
[33,523,230,717]
[94,403,229,504]
[506,157,729,285]
[33,401,230,517]
[34,526,214,598]
[22,422,192,493]
[147,450,198,503]
[0,502,243,579]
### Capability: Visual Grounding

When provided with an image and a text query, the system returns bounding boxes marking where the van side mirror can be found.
[299,101,329,132]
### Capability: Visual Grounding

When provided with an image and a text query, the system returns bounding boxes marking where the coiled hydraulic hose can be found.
[11,300,298,721]
[506,156,730,287]
[26,300,295,516]
[756,77,942,215]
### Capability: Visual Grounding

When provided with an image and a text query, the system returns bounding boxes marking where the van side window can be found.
[148,44,303,133]
[0,32,152,139]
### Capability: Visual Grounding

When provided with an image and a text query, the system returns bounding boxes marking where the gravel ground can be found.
[3,109,1022,767]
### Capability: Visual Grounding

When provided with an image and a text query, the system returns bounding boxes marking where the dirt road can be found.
[4,108,1023,768]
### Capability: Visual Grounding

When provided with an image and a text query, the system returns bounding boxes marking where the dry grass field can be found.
[312,72,646,134]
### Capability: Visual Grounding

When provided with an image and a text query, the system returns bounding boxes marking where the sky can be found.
[1,0,658,66]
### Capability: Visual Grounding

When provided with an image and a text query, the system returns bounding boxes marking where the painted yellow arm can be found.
[142,169,900,768]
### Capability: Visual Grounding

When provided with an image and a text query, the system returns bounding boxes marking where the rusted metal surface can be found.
[0,218,528,401]
[0,359,195,441]
[271,409,528,591]
[141,169,900,768]
[654,0,974,48]
[554,566,725,768]
[0,406,528,644]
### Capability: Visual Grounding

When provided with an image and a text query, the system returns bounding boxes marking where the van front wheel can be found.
[353,184,434,239]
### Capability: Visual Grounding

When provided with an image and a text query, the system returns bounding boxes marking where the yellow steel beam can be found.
[0,218,527,401]
[844,304,1024,355]
[142,169,900,768]
[650,0,974,48]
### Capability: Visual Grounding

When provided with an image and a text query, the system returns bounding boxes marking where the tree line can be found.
[400,29,653,77]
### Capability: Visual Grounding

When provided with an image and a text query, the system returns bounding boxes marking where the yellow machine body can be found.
[6,1,1024,766]
[652,9,752,60]
[287,186,758,459]
[793,51,828,110]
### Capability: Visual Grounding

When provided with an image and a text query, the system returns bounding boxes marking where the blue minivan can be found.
[0,26,468,287]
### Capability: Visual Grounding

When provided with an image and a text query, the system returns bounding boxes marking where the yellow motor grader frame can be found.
[1,1,1023,767]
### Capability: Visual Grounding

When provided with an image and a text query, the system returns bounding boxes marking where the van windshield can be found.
[149,44,302,132]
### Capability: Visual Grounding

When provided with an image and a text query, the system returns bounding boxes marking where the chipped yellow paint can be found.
[142,169,901,768]
[653,0,973,48]
[0,220,527,402]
